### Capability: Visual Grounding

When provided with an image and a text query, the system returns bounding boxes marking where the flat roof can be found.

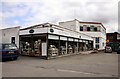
[0,26,20,30]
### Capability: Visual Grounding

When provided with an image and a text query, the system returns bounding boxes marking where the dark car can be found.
[105,46,112,53]
[0,43,20,61]
[116,46,120,54]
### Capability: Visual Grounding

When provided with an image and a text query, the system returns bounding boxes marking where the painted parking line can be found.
[57,69,93,75]
[57,69,117,77]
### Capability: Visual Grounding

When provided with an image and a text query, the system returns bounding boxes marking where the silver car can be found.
[105,46,112,53]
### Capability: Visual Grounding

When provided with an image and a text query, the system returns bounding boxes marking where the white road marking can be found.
[57,69,117,76]
[57,69,92,75]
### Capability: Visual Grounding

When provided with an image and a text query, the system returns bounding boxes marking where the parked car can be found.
[0,43,20,61]
[116,46,120,54]
[105,46,112,53]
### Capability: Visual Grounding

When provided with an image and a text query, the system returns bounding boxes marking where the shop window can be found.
[48,39,59,56]
[87,27,90,31]
[80,26,83,31]
[95,37,99,43]
[60,40,67,55]
[95,45,99,49]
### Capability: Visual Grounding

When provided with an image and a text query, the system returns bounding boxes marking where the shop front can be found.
[47,34,93,59]
[19,23,94,59]
[20,34,47,57]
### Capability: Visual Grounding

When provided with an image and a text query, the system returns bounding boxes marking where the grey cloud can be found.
[59,1,117,24]
[1,0,118,33]
[118,1,120,32]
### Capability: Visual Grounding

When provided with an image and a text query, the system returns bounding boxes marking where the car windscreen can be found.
[3,44,17,50]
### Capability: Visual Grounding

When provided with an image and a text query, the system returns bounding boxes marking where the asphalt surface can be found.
[2,52,118,77]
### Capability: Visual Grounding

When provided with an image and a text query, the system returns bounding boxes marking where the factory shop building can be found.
[20,23,94,59]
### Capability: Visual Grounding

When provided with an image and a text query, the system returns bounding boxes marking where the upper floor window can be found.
[87,27,90,31]
[95,37,99,43]
[90,25,94,31]
[80,26,83,31]
[80,25,103,32]
[95,45,99,49]
[94,27,97,31]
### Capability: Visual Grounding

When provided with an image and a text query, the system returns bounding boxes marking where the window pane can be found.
[4,44,17,50]
[94,27,97,31]
[96,45,99,49]
[95,37,99,43]
[80,26,83,31]
[87,27,90,31]
[90,25,94,31]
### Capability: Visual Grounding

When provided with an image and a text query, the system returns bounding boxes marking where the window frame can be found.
[80,26,83,31]
[95,44,99,49]
[95,37,99,43]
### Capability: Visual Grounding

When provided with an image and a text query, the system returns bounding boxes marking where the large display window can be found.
[48,39,59,57]
[20,35,46,57]
[60,40,67,55]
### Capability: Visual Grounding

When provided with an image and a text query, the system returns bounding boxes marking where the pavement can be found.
[2,52,119,77]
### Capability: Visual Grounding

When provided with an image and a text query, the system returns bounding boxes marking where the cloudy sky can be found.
[0,0,119,33]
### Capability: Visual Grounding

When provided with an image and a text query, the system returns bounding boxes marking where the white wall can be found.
[1,27,20,48]
[80,32,106,49]
[99,37,106,50]
[76,20,80,32]
[48,26,93,41]
[0,29,2,43]
[20,27,48,35]
[59,20,76,31]
[80,32,105,38]
[59,20,106,50]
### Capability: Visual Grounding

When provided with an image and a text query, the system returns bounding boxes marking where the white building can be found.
[19,23,94,59]
[0,19,106,59]
[0,26,20,47]
[59,19,106,50]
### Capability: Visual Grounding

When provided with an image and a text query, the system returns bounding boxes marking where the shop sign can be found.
[29,29,34,33]
[50,28,54,33]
